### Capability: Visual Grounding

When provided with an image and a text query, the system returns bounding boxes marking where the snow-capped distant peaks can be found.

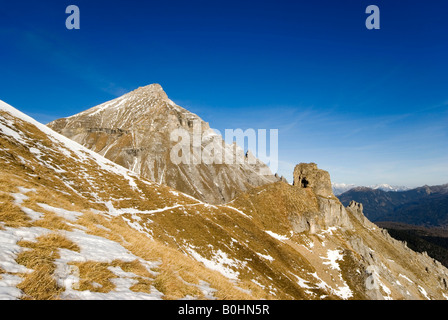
[332,182,410,195]
[332,183,357,196]
[369,184,411,192]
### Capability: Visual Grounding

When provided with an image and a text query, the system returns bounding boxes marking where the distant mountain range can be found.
[332,183,410,196]
[337,184,448,227]
[337,183,448,268]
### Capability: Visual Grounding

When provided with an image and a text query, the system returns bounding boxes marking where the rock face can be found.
[347,200,370,225]
[291,163,352,232]
[293,163,333,198]
[48,84,279,204]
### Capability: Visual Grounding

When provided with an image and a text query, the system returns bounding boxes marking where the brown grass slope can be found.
[1,103,448,300]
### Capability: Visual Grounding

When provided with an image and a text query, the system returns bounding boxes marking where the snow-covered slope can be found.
[2,99,448,300]
[0,99,249,300]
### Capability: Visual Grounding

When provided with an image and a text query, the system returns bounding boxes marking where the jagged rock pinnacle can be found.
[293,163,334,198]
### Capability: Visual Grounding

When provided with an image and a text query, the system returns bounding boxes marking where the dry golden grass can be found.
[55,208,249,299]
[71,261,116,293]
[33,213,72,231]
[129,277,153,293]
[114,259,153,278]
[104,217,257,300]
[151,267,204,300]
[69,259,156,294]
[18,264,62,300]
[0,195,32,228]
[231,182,319,235]
[0,115,316,300]
[18,233,80,253]
[15,232,80,300]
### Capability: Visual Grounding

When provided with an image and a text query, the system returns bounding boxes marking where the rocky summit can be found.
[48,84,279,204]
[1,95,448,300]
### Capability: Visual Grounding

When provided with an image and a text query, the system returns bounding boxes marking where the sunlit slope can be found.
[1,100,448,300]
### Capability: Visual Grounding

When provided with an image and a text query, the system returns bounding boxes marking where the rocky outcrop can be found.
[274,173,288,183]
[293,163,333,198]
[290,163,352,232]
[346,200,371,226]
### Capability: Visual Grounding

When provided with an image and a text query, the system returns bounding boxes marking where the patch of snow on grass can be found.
[38,203,83,222]
[322,249,343,271]
[292,274,313,289]
[256,252,274,262]
[265,230,289,241]
[52,229,162,299]
[418,285,430,300]
[224,206,251,219]
[0,227,50,274]
[310,272,353,300]
[20,207,44,221]
[0,226,52,299]
[399,274,413,284]
[185,246,242,281]
[0,274,23,300]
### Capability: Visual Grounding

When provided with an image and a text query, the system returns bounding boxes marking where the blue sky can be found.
[1,0,447,187]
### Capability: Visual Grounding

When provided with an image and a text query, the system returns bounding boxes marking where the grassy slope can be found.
[1,106,448,300]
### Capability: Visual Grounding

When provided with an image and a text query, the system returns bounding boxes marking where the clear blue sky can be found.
[1,0,447,187]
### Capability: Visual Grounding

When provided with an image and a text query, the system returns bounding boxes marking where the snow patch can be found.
[185,245,243,281]
[37,203,83,222]
[265,230,289,241]
[322,249,343,271]
[256,252,274,262]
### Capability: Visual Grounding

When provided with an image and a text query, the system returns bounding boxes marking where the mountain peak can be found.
[135,83,164,92]
[131,83,169,100]
[47,86,279,204]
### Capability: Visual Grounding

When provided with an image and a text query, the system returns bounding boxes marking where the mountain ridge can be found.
[48,84,280,204]
[332,183,411,196]
[337,183,448,226]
